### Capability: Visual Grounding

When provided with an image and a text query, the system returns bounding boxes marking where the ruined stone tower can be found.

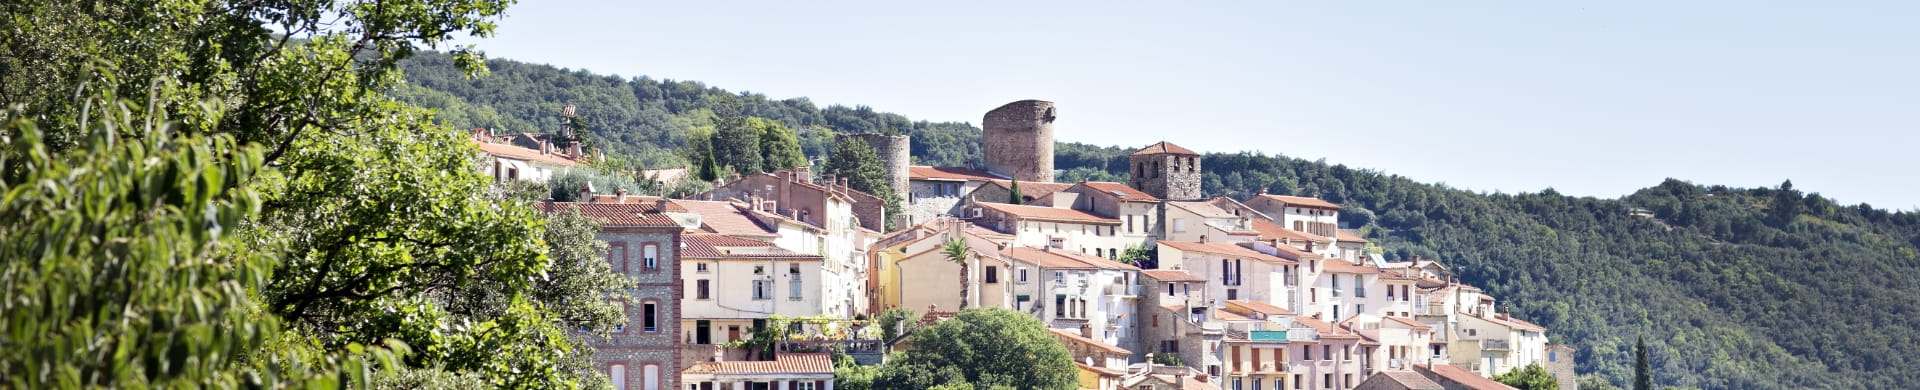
[982,100,1056,182]
[840,133,911,193]
[1130,141,1202,201]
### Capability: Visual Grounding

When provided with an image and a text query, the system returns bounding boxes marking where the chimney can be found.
[1257,188,1267,196]
[579,182,595,203]
[1143,353,1155,374]
[730,171,742,182]
[839,176,850,190]
[1199,234,1208,244]
[1079,322,1093,338]
[1176,372,1186,388]
[615,188,629,203]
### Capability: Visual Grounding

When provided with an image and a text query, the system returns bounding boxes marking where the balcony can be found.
[1257,362,1289,374]
[1480,339,1511,351]
[1287,327,1319,342]
[1104,283,1144,298]
[1248,330,1289,342]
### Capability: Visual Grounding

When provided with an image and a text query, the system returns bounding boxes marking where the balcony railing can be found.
[1283,274,1299,287]
[1287,327,1319,342]
[1480,339,1511,351]
[1104,283,1145,297]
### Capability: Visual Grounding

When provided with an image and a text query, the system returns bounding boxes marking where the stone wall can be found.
[840,133,911,194]
[589,227,683,390]
[1130,153,1203,201]
[982,100,1056,182]
[1544,345,1578,390]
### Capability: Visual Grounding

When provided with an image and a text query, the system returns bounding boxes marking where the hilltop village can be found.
[474,100,1573,390]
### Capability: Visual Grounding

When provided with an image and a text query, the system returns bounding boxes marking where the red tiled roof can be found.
[1225,300,1294,317]
[1497,314,1549,332]
[984,180,1076,200]
[586,194,662,204]
[909,166,1004,181]
[1075,362,1126,377]
[473,140,580,166]
[1148,374,1221,390]
[1132,141,1200,156]
[1293,316,1361,340]
[537,202,680,228]
[1075,181,1158,202]
[669,200,781,237]
[1256,194,1341,210]
[978,203,1120,225]
[1320,259,1381,274]
[1141,269,1206,282]
[682,353,834,375]
[1336,230,1369,243]
[1369,371,1445,390]
[1156,240,1295,264]
[1008,247,1139,271]
[1386,316,1432,330]
[1418,364,1520,390]
[1050,328,1132,355]
[1249,219,1329,244]
[680,234,819,259]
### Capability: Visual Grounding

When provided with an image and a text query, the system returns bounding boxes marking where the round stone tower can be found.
[840,133,911,193]
[981,100,1056,182]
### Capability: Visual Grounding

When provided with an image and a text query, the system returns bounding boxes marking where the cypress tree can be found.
[1635,336,1652,390]
[1008,179,1023,205]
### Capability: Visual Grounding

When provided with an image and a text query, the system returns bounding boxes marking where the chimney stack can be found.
[1079,323,1093,339]
[579,182,595,203]
[615,188,629,203]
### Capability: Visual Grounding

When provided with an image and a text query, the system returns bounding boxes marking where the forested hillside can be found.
[397,51,1920,390]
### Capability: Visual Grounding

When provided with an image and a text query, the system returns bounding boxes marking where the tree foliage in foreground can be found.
[0,92,402,388]
[1,0,631,386]
[1494,365,1560,390]
[872,308,1075,390]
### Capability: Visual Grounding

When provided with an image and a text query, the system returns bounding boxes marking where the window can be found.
[642,365,659,390]
[1294,375,1302,389]
[796,382,816,390]
[1055,295,1067,317]
[1322,345,1331,361]
[1173,218,1187,232]
[1323,374,1332,389]
[985,266,999,283]
[609,242,629,273]
[609,364,627,390]
[1355,304,1364,317]
[1468,329,1477,337]
[1343,374,1351,389]
[642,302,658,332]
[1018,267,1029,283]
[790,274,804,301]
[1016,295,1031,310]
[752,280,771,300]
[1055,272,1064,283]
[1233,379,1243,390]
[1294,221,1305,231]
[1227,288,1238,300]
[1049,237,1064,249]
[1152,314,1159,327]
[1331,276,1340,297]
[1352,275,1364,297]
[1167,283,1176,296]
[642,244,659,270]
[696,280,711,300]
[1551,350,1558,362]
[1302,346,1311,360]
[695,262,708,273]
[1310,288,1317,303]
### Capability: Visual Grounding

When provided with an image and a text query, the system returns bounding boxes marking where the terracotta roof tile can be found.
[1141,269,1207,282]
[1075,362,1126,377]
[1293,316,1361,340]
[668,200,780,237]
[1132,141,1200,156]
[1418,364,1519,390]
[1249,219,1330,244]
[983,180,1076,200]
[909,166,1005,181]
[1386,316,1432,330]
[1225,300,1294,317]
[473,140,580,166]
[682,353,834,375]
[1008,247,1139,271]
[536,202,680,228]
[1371,371,1445,390]
[1156,240,1295,264]
[1256,194,1341,210]
[978,203,1120,225]
[1149,374,1221,390]
[681,234,820,259]
[1320,259,1381,274]
[1075,181,1158,202]
[1336,229,1369,243]
[1050,328,1132,355]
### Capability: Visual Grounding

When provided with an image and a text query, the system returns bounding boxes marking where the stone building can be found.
[981,100,1056,182]
[839,133,911,195]
[1543,344,1578,390]
[902,166,1003,226]
[698,168,887,232]
[1131,141,1203,201]
[539,201,690,390]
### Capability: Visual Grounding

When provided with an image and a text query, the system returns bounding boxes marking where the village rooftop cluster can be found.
[473,100,1574,390]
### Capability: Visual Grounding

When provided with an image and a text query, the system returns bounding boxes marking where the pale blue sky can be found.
[459,1,1919,209]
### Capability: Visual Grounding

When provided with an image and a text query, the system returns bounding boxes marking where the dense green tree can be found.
[1008,179,1024,205]
[547,166,643,201]
[0,91,402,387]
[755,117,808,172]
[827,135,906,229]
[1494,365,1560,390]
[873,308,1075,390]
[1579,374,1624,390]
[0,0,629,386]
